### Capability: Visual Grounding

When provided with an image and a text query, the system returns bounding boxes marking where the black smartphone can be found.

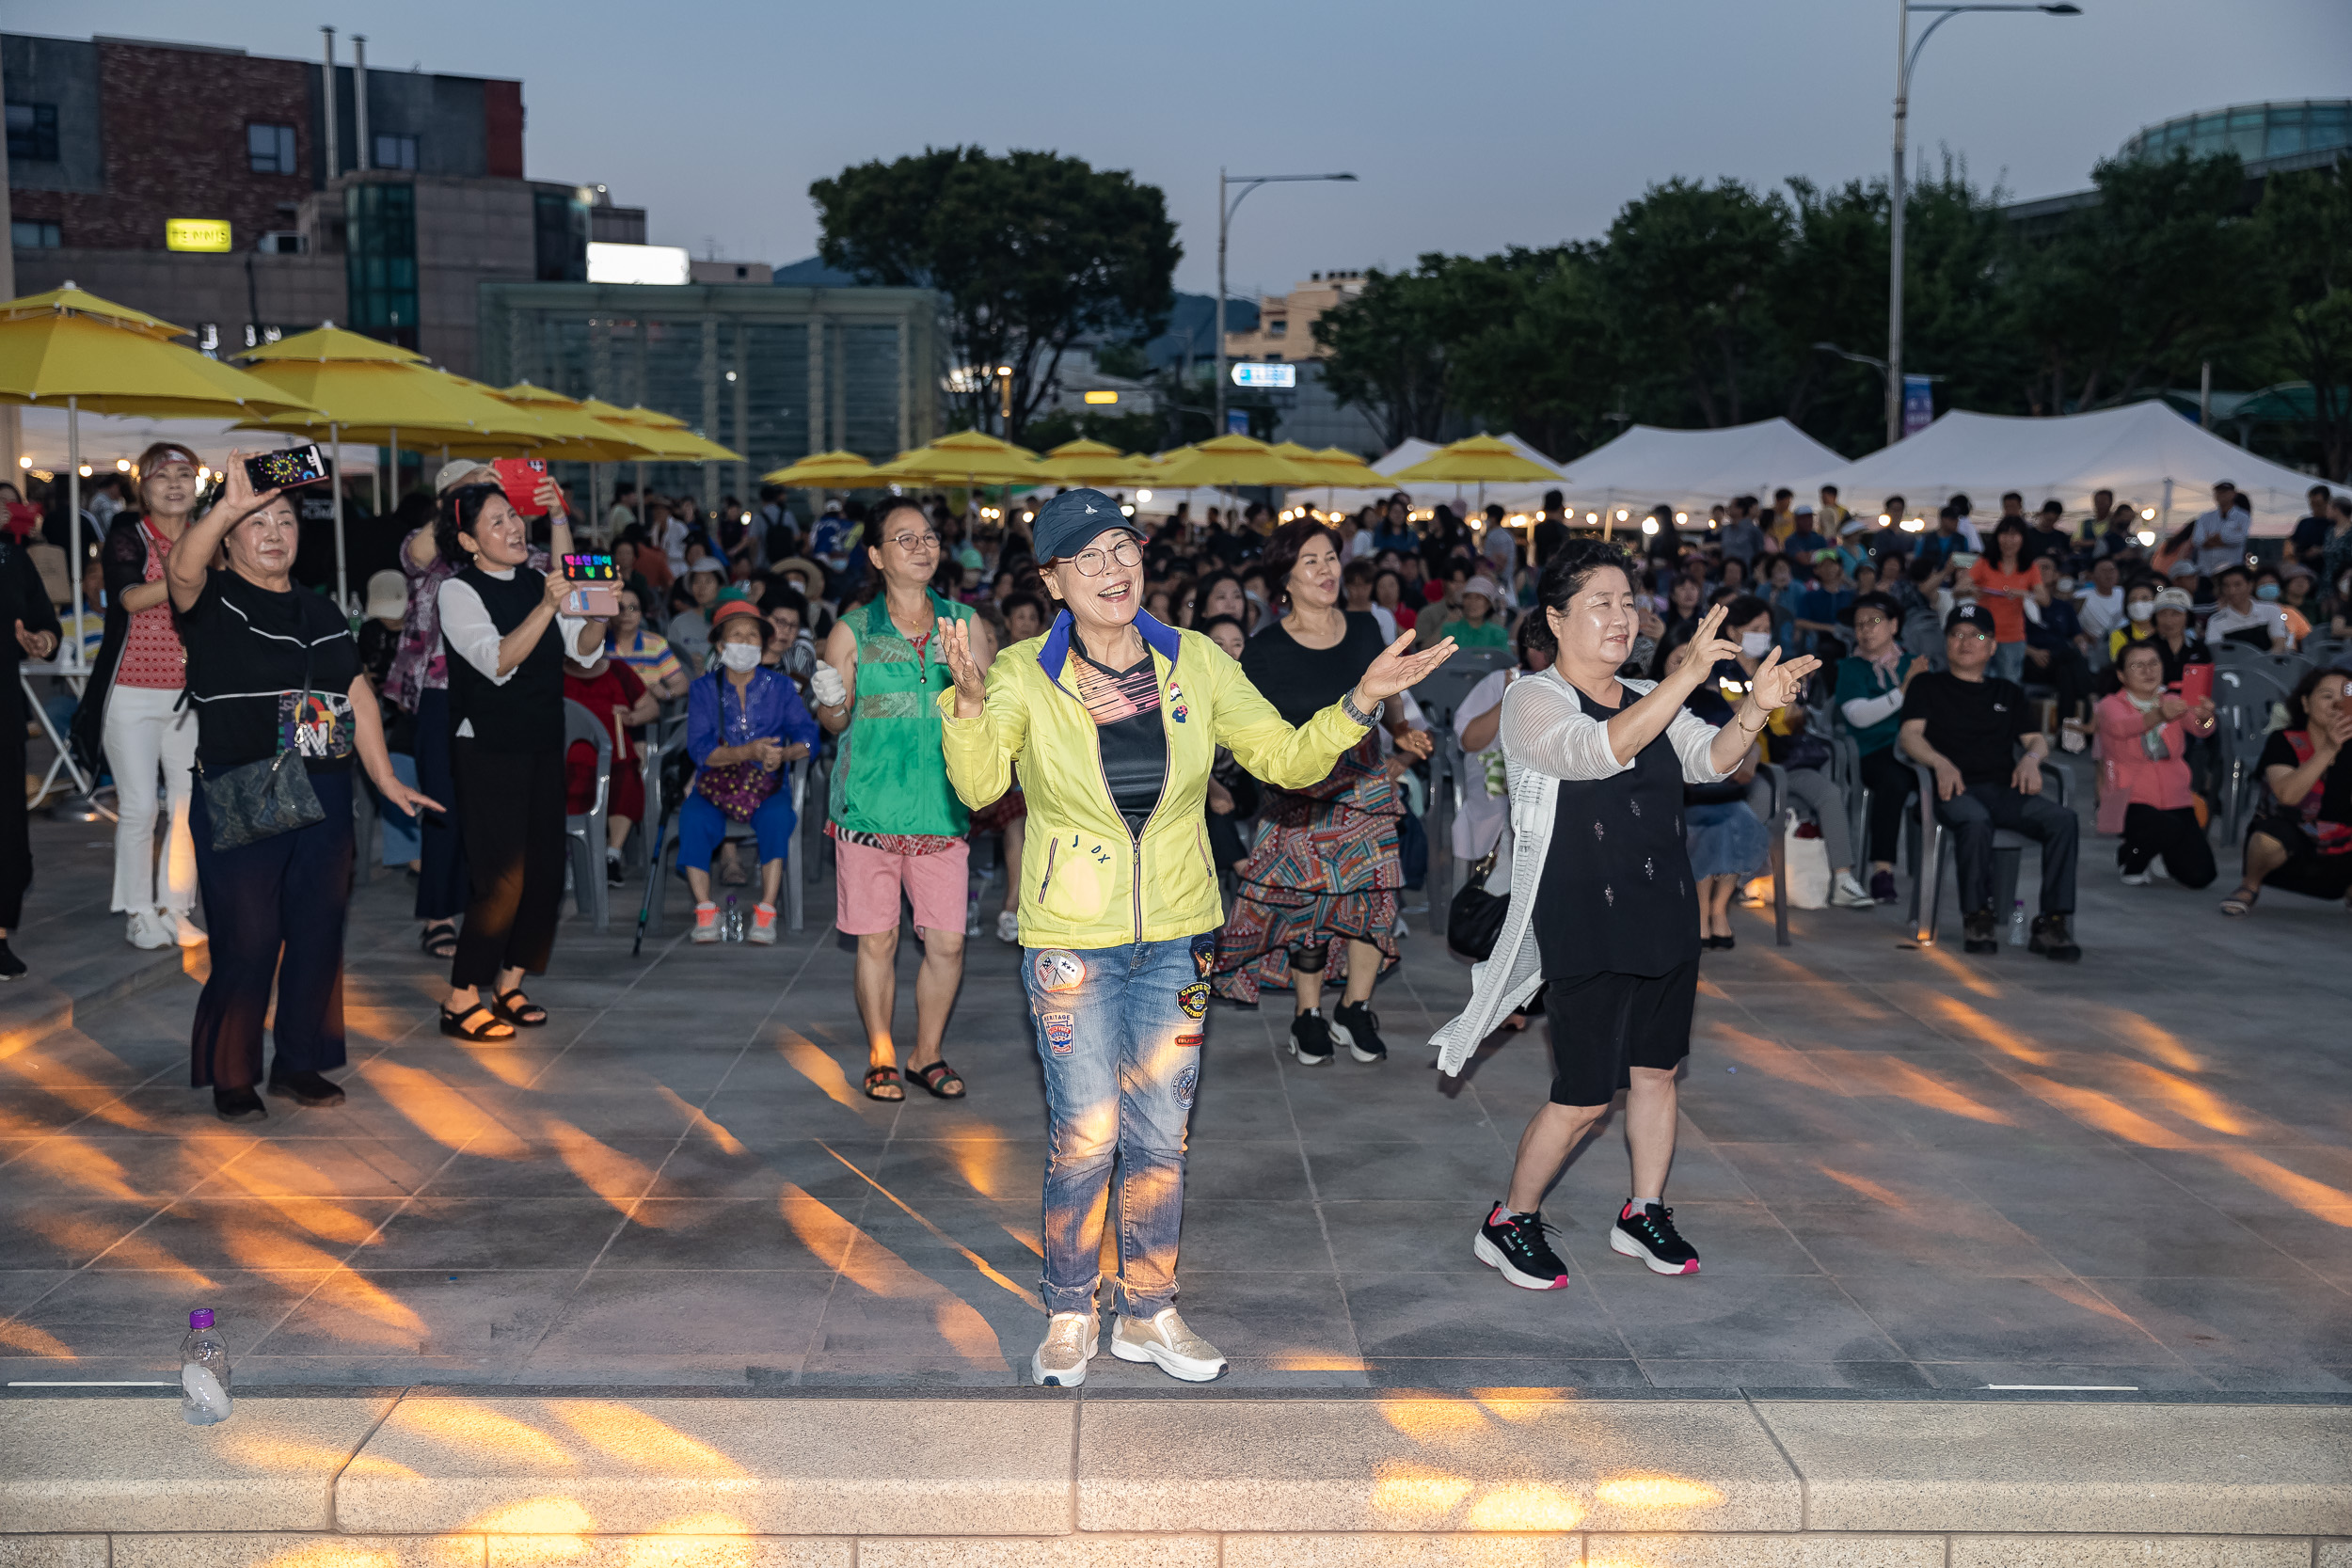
[245,444,330,493]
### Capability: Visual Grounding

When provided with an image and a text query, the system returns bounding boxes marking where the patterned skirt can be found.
[1212,740,1404,1004]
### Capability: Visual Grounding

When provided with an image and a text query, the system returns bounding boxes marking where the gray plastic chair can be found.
[648,735,807,935]
[1901,740,2069,946]
[562,699,612,932]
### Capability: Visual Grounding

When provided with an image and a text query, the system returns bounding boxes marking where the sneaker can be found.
[1829,871,1875,910]
[212,1086,267,1123]
[2148,861,2169,881]
[1330,1000,1387,1063]
[749,903,777,945]
[160,909,207,947]
[691,902,720,943]
[265,1069,345,1108]
[994,909,1021,944]
[126,910,172,950]
[2120,866,2153,887]
[1473,1202,1570,1291]
[1962,907,1998,955]
[1289,1009,1334,1066]
[0,940,24,981]
[1029,1309,1098,1387]
[2028,911,2081,963]
[605,854,626,888]
[1868,870,1898,905]
[1110,1307,1227,1383]
[1610,1201,1700,1276]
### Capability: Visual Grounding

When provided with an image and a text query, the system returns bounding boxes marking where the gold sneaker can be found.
[1030,1310,1098,1387]
[1110,1307,1227,1383]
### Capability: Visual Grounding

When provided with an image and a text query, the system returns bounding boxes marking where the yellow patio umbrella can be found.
[1037,438,1152,487]
[763,451,889,488]
[496,383,665,462]
[1309,447,1394,488]
[1149,433,1326,489]
[0,284,321,689]
[610,405,744,463]
[1388,434,1563,485]
[888,429,1043,484]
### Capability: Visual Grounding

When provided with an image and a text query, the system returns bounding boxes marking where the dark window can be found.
[533,190,588,282]
[247,122,298,175]
[6,103,59,162]
[373,133,418,172]
[345,182,419,349]
[11,219,62,248]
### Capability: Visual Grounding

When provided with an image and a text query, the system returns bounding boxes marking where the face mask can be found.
[2127,601,2154,623]
[2056,577,2075,594]
[2255,583,2280,601]
[1740,631,1773,657]
[718,641,762,673]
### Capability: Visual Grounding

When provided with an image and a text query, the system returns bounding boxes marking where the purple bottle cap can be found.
[188,1309,215,1330]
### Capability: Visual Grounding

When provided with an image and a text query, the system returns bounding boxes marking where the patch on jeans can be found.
[1032,949,1087,994]
[1191,933,1216,977]
[1041,1012,1075,1054]
[1178,981,1210,1019]
[1173,1063,1199,1107]
[1175,1032,1202,1047]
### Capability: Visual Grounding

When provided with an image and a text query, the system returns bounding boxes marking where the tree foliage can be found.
[2252,152,2352,481]
[811,147,1180,442]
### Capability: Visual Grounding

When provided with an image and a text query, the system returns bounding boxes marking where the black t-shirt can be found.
[2260,731,2352,828]
[1899,670,2034,786]
[179,569,361,773]
[1068,640,1167,835]
[1532,516,1571,568]
[1534,682,1700,979]
[1241,610,1391,728]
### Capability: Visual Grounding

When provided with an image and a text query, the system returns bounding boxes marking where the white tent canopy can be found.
[1544,419,1844,523]
[1792,401,2344,539]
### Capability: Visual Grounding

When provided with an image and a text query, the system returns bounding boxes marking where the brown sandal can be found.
[906,1060,965,1100]
[863,1065,903,1102]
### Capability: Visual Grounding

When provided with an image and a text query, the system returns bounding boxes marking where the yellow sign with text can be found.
[166,218,232,253]
[1083,390,1119,405]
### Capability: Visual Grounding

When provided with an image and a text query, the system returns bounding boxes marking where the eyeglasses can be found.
[1063,538,1142,578]
[885,530,941,553]
[1852,614,1891,630]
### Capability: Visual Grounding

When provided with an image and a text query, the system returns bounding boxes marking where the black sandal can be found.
[2219,884,2259,917]
[863,1065,904,1102]
[421,921,458,960]
[439,1003,515,1042]
[906,1060,966,1100]
[491,989,548,1028]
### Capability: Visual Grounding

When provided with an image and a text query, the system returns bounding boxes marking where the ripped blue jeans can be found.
[1023,934,1211,1318]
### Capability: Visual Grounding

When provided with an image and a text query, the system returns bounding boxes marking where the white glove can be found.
[809,663,848,709]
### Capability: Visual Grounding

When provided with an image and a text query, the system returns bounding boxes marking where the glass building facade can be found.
[477,280,946,513]
[2122,101,2352,169]
[345,182,419,348]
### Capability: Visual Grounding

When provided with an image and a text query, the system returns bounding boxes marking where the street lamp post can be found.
[1216,169,1356,437]
[1887,2,2080,447]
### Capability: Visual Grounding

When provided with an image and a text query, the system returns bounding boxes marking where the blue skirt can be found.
[1686,799,1770,880]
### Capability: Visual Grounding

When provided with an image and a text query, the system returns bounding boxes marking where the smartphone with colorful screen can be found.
[244,444,330,493]
[490,458,550,516]
[562,552,619,618]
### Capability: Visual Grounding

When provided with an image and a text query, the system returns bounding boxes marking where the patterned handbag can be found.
[694,759,780,823]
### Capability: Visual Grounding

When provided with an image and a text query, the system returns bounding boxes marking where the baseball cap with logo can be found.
[1029,487,1140,564]
[1946,604,1997,637]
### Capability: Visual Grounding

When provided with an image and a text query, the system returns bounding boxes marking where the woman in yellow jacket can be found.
[936,488,1453,1387]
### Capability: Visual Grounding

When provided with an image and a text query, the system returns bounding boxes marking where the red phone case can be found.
[2178,662,2213,709]
[490,458,548,516]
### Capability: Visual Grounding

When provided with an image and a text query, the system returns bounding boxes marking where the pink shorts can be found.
[834,837,970,936]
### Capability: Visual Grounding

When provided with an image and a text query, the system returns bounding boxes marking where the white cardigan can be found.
[1430,668,1730,1077]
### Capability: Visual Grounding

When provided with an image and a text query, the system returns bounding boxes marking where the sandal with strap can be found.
[906,1060,966,1100]
[491,989,548,1028]
[421,921,458,960]
[863,1065,904,1102]
[439,1003,515,1042]
[2219,884,2260,917]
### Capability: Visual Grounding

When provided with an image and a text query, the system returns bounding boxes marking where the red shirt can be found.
[117,520,185,689]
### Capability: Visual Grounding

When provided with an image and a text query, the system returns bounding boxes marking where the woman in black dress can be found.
[1212,519,1443,1066]
[1430,541,1816,1289]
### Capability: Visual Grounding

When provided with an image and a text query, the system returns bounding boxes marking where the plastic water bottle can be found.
[180,1308,232,1426]
[723,895,742,942]
[2006,898,2027,946]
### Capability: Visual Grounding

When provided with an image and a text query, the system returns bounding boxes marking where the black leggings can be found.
[1858,745,1916,865]
[449,740,567,990]
[2120,803,2216,888]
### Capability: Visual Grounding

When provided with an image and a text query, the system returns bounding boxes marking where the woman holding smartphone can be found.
[433,482,604,1041]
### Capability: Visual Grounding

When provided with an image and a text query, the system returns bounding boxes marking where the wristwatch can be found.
[1342,689,1384,728]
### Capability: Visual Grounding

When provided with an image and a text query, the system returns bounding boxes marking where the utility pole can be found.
[320,28,339,183]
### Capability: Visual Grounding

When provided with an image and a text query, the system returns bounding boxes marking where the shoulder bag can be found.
[196,627,325,851]
[1446,842,1509,962]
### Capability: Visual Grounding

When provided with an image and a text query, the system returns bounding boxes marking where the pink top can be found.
[2094,689,2201,831]
[115,520,185,689]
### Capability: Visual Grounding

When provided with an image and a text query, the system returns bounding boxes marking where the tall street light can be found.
[1216,170,1356,436]
[1887,2,2080,447]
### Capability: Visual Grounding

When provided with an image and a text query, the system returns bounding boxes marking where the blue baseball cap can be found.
[1029,488,1140,565]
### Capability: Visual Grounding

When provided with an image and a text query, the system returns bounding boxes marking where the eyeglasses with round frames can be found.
[1062,538,1142,578]
[884,530,941,553]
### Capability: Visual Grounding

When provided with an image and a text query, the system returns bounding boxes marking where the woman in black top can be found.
[1212,519,1440,1066]
[432,483,599,1042]
[166,456,439,1122]
[0,527,61,980]
[1428,541,1815,1290]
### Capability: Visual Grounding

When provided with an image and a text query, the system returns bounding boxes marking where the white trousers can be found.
[103,682,198,914]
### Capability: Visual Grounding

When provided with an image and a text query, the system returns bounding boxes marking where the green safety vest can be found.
[828,590,972,838]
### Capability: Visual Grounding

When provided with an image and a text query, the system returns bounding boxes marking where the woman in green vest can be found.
[810,499,994,1102]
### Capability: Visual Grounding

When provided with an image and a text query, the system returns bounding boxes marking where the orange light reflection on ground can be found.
[2207,1149,2352,1223]
[1923,993,2049,1064]
[1466,1482,1584,1530]
[1817,1167,1911,1209]
[542,1121,660,1221]
[359,1059,530,1157]
[6,1135,141,1199]
[774,1030,856,1109]
[1368,1461,1474,1523]
[2011,1073,2185,1147]
[818,1144,1045,1313]
[549,1402,746,1477]
[1915,945,1999,999]
[0,1320,74,1356]
[2099,1009,2204,1073]
[653,1085,746,1154]
[1596,1475,1726,1510]
[398,1403,580,1469]
[1853,1058,2012,1125]
[1378,1400,1489,1440]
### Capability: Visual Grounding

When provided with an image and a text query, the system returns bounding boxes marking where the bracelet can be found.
[1341,689,1384,728]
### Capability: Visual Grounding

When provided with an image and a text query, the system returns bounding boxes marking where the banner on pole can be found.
[1901,374,1934,437]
